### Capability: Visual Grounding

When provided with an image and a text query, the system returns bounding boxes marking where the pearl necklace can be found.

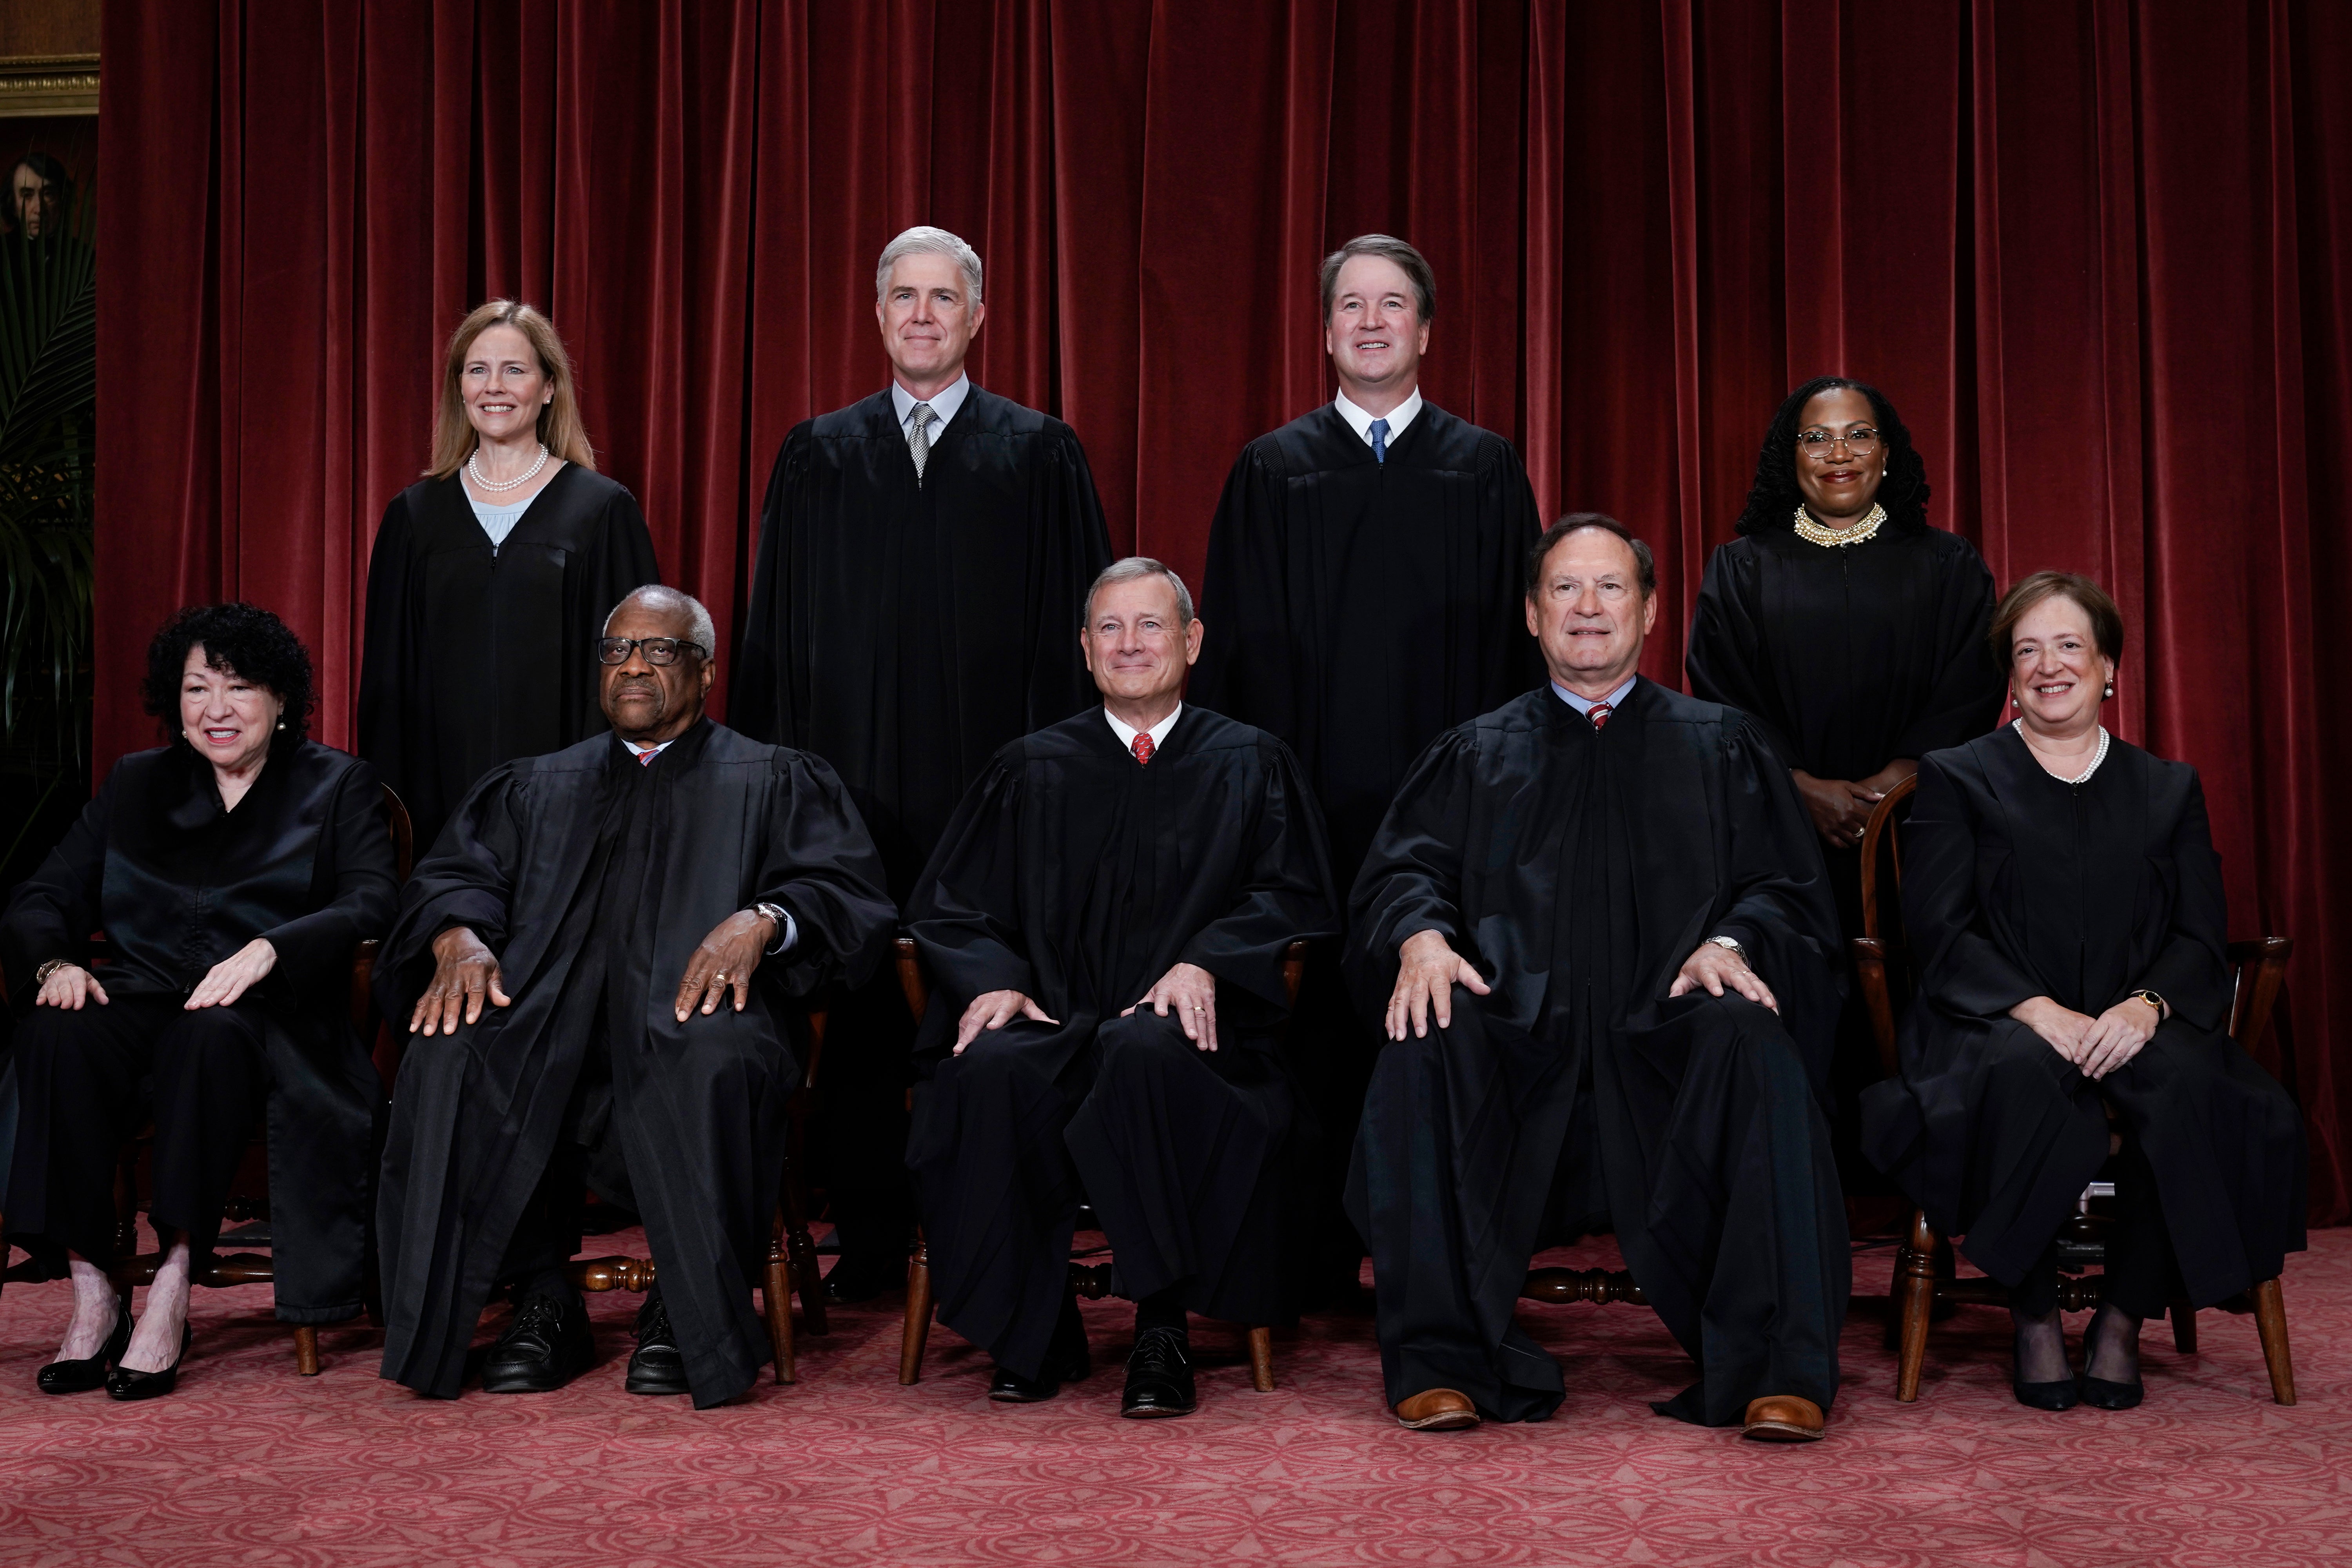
[468,442,550,494]
[1792,501,1887,548]
[2014,718,2111,784]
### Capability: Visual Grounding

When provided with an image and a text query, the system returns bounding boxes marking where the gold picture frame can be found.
[0,54,96,118]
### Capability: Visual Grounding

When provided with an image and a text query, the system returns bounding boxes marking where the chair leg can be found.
[2250,1276,2296,1405]
[788,1223,828,1337]
[2169,1298,2199,1354]
[293,1325,321,1376]
[765,1252,797,1385]
[898,1238,934,1386]
[1894,1209,1938,1402]
[1247,1326,1274,1393]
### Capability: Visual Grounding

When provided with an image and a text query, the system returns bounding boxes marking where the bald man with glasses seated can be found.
[375,586,895,1408]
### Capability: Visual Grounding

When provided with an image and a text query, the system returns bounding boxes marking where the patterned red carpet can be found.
[1,1227,2341,1567]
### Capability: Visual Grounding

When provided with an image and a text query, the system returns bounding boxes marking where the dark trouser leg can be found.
[1066,1008,1293,1326]
[497,1141,586,1294]
[1345,994,1571,1423]
[817,971,917,1278]
[145,1004,268,1253]
[906,1023,1087,1383]
[4,996,178,1262]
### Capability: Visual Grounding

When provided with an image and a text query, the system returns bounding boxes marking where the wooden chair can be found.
[1847,772,2298,1404]
[893,935,1309,1392]
[0,783,414,1376]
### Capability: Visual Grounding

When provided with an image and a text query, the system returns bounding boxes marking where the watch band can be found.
[1704,935,1746,962]
[33,958,76,986]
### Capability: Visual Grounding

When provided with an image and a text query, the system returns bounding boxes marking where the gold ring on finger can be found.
[715,972,730,984]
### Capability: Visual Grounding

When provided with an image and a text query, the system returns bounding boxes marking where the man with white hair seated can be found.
[375,586,895,1407]
[733,225,1114,1303]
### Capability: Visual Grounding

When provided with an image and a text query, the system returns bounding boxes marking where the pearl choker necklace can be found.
[468,443,550,493]
[1792,501,1887,547]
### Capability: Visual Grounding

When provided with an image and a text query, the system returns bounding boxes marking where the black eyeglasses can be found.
[596,636,707,667]
[1797,426,1880,457]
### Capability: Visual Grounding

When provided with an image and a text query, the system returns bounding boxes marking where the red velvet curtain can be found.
[95,0,2352,1217]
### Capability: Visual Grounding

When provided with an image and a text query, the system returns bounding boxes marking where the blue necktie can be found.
[1369,417,1390,464]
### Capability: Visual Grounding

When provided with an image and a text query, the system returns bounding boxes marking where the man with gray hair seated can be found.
[375,585,895,1407]
[734,225,1113,1303]
[906,559,1336,1417]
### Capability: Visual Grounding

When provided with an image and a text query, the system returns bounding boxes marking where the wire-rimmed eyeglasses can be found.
[1797,426,1879,457]
[595,636,707,667]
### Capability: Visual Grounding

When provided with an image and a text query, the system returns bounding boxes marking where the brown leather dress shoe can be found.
[1394,1388,1481,1431]
[1740,1394,1825,1441]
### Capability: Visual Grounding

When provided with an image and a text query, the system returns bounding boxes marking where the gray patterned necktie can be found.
[909,402,936,482]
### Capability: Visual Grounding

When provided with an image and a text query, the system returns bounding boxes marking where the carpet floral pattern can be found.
[2,1227,2343,1566]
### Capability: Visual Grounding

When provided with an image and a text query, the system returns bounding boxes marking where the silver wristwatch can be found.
[1704,935,1747,963]
[751,902,791,954]
[34,957,77,986]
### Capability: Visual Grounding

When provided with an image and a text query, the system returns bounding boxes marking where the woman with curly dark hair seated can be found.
[1,603,397,1399]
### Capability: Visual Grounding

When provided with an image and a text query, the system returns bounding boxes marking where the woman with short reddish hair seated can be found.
[1863,572,2304,1412]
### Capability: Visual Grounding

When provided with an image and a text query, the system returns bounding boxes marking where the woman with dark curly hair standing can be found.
[1685,378,2007,1173]
[1,604,397,1399]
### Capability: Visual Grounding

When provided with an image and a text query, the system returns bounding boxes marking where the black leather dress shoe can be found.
[1121,1327,1197,1418]
[624,1287,692,1396]
[105,1322,192,1402]
[823,1255,903,1306]
[481,1287,594,1394]
[39,1294,132,1395]
[988,1324,1091,1403]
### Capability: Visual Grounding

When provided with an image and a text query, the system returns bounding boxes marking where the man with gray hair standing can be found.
[1192,234,1542,1298]
[735,226,1113,1303]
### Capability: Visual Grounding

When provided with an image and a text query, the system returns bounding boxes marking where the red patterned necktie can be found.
[1132,731,1155,766]
[637,745,658,766]
[1587,702,1613,731]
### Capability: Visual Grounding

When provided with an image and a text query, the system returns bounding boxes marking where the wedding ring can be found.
[715,972,730,984]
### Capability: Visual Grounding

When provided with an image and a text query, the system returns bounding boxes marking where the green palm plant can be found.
[0,186,96,870]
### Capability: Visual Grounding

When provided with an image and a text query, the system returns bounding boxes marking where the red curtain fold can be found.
[93,0,2352,1218]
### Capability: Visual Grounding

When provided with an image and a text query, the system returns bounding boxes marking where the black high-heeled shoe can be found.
[2076,1303,2145,1410]
[38,1293,132,1395]
[105,1320,192,1402]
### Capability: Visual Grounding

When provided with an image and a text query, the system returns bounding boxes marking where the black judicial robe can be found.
[1860,730,2305,1303]
[1346,680,1849,1425]
[733,385,1113,898]
[0,742,397,1319]
[358,466,661,855]
[1193,402,1542,890]
[373,720,893,1408]
[903,707,1336,1379]
[1684,517,2003,909]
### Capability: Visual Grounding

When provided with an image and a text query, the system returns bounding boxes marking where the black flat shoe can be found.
[2077,1374,2145,1411]
[481,1286,595,1394]
[2012,1377,2080,1412]
[1120,1327,1197,1419]
[105,1321,192,1402]
[624,1287,691,1396]
[39,1294,131,1396]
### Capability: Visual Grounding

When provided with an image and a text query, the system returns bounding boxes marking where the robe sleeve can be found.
[1903,752,2042,1019]
[2132,769,2233,1033]
[257,759,400,1002]
[373,762,528,1015]
[750,748,896,996]
[729,428,812,746]
[1025,428,1115,732]
[1704,719,1847,1072]
[355,494,417,806]
[906,754,1037,1005]
[1685,544,1801,771]
[1887,539,2005,761]
[1342,726,1477,1020]
[0,762,112,995]
[1176,737,1339,1017]
[1190,444,1294,736]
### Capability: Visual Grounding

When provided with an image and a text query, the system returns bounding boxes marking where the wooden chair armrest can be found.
[2225,936,2292,1054]
[350,940,380,1034]
[1281,940,1308,1009]
[895,936,929,1024]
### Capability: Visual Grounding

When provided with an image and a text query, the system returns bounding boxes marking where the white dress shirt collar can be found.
[892,373,972,435]
[1334,387,1423,448]
[1103,702,1183,753]
[1551,675,1636,717]
[621,735,676,761]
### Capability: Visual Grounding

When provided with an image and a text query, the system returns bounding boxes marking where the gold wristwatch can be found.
[2128,988,2166,1019]
[33,958,76,986]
